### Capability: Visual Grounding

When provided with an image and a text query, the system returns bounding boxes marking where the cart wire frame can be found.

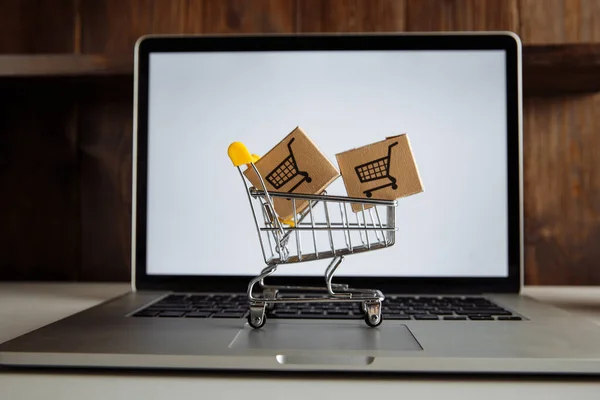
[229,142,398,329]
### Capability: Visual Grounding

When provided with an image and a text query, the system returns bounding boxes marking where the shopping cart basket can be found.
[228,142,398,329]
[354,141,399,197]
[265,138,312,193]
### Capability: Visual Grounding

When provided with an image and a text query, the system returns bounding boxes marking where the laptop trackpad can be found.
[230,322,422,352]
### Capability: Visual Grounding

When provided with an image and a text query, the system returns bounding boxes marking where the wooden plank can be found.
[0,54,133,77]
[523,44,600,96]
[520,0,600,285]
[77,80,133,281]
[0,80,80,280]
[405,0,519,32]
[0,0,76,54]
[81,0,154,54]
[4,45,600,98]
[520,0,600,44]
[297,0,405,32]
[81,0,295,54]
[200,0,295,33]
[523,95,600,285]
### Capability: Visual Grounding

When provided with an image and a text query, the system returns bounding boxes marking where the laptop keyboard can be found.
[131,294,522,321]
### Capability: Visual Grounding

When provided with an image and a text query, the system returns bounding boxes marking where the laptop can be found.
[2,32,600,374]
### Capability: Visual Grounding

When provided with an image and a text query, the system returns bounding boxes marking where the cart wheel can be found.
[392,184,398,190]
[364,301,383,328]
[365,192,373,198]
[248,312,266,329]
[306,177,312,183]
[365,312,383,328]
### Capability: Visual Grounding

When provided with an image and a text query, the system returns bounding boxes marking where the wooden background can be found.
[0,0,599,284]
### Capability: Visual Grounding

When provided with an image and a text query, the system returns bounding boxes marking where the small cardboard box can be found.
[335,134,423,211]
[244,127,340,221]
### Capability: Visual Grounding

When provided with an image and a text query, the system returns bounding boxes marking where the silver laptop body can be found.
[2,32,600,375]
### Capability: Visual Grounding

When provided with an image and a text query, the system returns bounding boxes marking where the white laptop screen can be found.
[145,49,508,277]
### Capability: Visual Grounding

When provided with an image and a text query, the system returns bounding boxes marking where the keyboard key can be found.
[188,295,211,302]
[133,310,159,317]
[456,310,493,315]
[384,309,406,315]
[483,310,512,316]
[269,310,298,316]
[414,315,439,320]
[443,316,468,320]
[497,316,522,321]
[269,312,304,319]
[148,304,193,310]
[326,310,352,316]
[185,311,212,318]
[221,308,246,313]
[300,310,325,315]
[194,308,222,313]
[159,311,186,318]
[469,316,494,321]
[191,302,215,308]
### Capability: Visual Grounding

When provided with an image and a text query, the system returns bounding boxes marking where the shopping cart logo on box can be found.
[265,138,312,193]
[354,141,399,198]
[228,141,399,329]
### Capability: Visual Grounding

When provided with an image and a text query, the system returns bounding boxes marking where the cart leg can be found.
[325,256,350,297]
[248,303,267,329]
[248,264,278,302]
[263,288,278,310]
[364,301,383,327]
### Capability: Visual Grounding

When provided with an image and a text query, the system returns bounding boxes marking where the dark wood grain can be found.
[81,0,154,54]
[0,0,76,54]
[77,80,133,281]
[81,0,295,54]
[0,54,133,77]
[0,80,80,280]
[519,0,600,285]
[405,0,519,31]
[297,0,405,32]
[73,0,296,281]
[524,44,600,96]
[1,0,599,285]
[520,0,600,44]
[200,0,295,33]
[523,96,600,285]
[5,45,600,99]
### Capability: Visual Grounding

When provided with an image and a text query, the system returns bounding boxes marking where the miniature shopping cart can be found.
[228,142,398,329]
[355,141,399,197]
[266,138,312,193]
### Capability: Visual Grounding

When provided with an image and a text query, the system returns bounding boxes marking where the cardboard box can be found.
[244,127,340,221]
[335,134,423,211]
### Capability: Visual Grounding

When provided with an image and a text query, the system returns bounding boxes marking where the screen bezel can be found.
[133,33,522,294]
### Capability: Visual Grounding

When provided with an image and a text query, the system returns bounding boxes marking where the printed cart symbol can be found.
[265,138,312,193]
[354,142,399,198]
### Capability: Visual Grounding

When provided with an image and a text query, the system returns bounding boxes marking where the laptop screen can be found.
[144,48,509,278]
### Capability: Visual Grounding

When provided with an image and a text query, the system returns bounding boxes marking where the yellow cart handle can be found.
[228,142,260,167]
